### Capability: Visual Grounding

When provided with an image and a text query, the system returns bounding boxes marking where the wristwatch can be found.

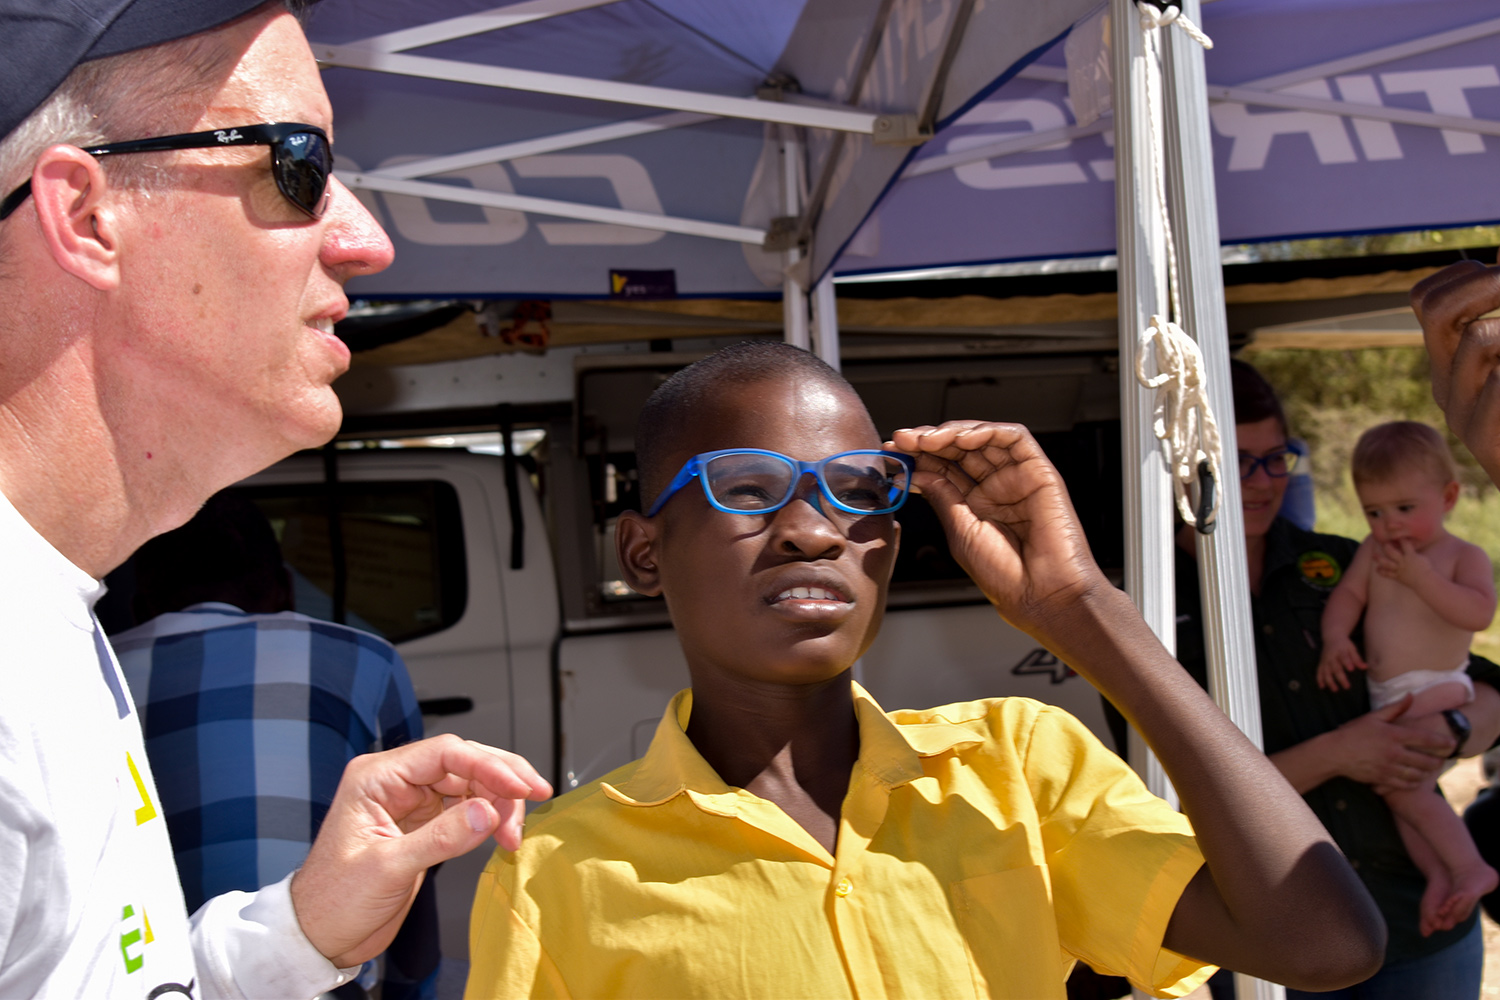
[1441,708,1472,758]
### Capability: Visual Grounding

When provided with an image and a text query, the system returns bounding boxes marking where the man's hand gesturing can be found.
[291,735,552,969]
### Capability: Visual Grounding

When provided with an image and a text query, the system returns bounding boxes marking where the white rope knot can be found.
[1135,1,1213,49]
[1136,315,1223,530]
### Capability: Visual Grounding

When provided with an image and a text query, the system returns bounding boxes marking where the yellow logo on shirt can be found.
[1297,551,1342,590]
[125,752,158,825]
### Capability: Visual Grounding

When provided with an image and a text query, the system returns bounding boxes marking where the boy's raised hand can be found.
[888,421,1107,638]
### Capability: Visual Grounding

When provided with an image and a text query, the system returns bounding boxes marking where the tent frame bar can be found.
[315,45,907,137]
[1248,14,1500,92]
[344,171,767,243]
[362,112,713,180]
[1209,84,1500,137]
[355,0,626,54]
[904,11,1500,179]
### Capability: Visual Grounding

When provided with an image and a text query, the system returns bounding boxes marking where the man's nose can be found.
[321,177,395,278]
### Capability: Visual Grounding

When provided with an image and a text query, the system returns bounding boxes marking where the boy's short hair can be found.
[635,341,857,509]
[1351,421,1458,488]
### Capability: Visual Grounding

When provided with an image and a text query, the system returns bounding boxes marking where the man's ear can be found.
[616,509,663,597]
[29,144,123,291]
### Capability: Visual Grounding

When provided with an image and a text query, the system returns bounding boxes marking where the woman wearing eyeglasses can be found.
[1167,360,1500,1000]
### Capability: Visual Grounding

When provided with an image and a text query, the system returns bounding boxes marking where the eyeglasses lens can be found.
[703,452,909,513]
[273,131,331,217]
[823,456,910,511]
[705,454,795,511]
[1239,450,1300,479]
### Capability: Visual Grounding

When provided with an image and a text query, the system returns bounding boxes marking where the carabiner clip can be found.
[1193,458,1217,535]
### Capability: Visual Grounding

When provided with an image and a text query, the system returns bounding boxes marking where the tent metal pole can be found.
[811,275,841,372]
[782,128,811,350]
[1110,0,1177,811]
[1162,1,1265,755]
[784,278,810,349]
[1163,5,1281,998]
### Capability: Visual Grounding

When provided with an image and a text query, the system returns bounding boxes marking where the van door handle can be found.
[419,697,474,717]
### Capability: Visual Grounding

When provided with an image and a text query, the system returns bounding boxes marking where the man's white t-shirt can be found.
[0,491,347,998]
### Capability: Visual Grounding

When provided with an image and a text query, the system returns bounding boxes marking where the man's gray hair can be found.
[0,32,241,207]
[0,0,307,228]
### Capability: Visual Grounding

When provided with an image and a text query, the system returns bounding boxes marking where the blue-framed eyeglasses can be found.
[1239,448,1300,480]
[645,448,915,517]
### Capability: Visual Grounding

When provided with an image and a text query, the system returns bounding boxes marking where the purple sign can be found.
[838,0,1500,275]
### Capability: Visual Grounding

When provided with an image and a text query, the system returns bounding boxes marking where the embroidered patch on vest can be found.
[1297,550,1342,589]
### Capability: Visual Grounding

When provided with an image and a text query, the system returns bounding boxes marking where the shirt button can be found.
[1336,800,1347,811]
[1288,679,1301,692]
[834,877,853,897]
[1262,624,1275,635]
[1351,858,1361,870]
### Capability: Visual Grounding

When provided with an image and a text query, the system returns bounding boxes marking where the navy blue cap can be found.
[0,0,285,142]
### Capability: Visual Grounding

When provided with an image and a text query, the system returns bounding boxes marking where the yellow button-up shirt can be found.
[468,686,1213,999]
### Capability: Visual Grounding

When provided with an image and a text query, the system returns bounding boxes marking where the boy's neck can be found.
[686,670,859,854]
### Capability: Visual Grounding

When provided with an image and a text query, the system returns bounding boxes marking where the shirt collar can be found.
[604,682,983,809]
[0,485,104,629]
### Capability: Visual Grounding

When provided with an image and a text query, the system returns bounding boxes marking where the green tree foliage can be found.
[1246,347,1500,623]
[1248,346,1490,507]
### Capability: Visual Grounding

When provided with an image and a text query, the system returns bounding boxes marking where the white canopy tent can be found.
[302,2,1500,994]
[310,3,1259,757]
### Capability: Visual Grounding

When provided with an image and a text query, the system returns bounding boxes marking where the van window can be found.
[233,480,468,644]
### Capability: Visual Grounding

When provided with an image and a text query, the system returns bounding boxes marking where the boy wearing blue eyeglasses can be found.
[465,341,1382,999]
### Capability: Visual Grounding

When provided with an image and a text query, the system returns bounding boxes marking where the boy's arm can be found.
[892,421,1383,993]
[1382,538,1496,631]
[1316,544,1371,691]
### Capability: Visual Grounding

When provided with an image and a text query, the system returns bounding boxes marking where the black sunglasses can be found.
[0,122,333,221]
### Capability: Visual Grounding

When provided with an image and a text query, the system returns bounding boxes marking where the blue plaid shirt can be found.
[114,603,425,909]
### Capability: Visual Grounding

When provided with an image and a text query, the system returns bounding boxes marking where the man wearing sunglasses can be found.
[0,2,550,997]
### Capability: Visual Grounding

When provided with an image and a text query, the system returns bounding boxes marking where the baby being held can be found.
[1318,420,1498,936]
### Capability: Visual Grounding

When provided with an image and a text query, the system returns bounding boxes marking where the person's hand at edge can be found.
[1411,261,1500,486]
[291,734,552,968]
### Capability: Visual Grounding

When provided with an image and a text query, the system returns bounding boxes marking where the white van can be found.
[118,342,1127,965]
